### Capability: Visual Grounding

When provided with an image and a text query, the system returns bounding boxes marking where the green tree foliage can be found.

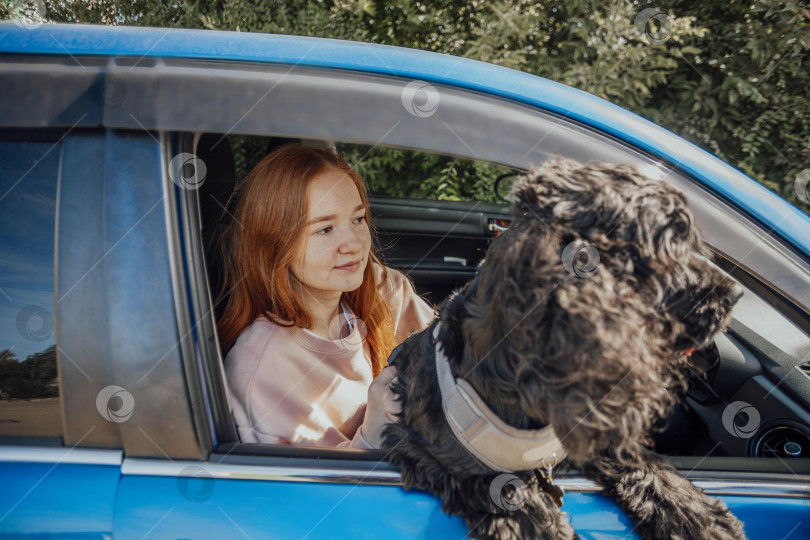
[339,144,513,201]
[0,345,58,400]
[12,0,808,210]
[653,1,809,211]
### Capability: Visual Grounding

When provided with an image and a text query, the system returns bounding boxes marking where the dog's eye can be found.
[674,218,688,237]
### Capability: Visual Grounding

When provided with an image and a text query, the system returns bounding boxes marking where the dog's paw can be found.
[705,497,747,540]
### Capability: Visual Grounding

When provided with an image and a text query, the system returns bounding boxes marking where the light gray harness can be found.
[433,324,565,472]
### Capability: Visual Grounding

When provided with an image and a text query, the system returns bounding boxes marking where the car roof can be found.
[3,22,809,260]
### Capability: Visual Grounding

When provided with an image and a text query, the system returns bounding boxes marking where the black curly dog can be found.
[383,158,746,539]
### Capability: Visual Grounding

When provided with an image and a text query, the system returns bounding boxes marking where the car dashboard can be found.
[661,279,810,460]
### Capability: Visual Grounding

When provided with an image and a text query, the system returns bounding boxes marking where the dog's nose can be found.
[726,283,743,306]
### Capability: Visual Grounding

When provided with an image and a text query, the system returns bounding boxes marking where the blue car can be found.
[1,23,809,539]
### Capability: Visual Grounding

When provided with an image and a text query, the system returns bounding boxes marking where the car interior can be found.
[185,131,810,472]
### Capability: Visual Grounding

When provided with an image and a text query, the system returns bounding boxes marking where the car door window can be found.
[0,138,61,441]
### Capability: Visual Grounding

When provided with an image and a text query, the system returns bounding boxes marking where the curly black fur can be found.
[382,158,746,540]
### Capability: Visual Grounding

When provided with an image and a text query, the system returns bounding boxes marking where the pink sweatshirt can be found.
[225,265,435,448]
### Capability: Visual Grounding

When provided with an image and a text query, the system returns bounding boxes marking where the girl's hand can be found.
[359,366,402,448]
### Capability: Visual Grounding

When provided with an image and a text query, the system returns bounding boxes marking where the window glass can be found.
[0,141,61,440]
[230,134,271,191]
[340,143,516,202]
[226,136,517,203]
[209,133,810,465]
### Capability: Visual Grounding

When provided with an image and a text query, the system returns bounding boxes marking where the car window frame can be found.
[153,64,810,473]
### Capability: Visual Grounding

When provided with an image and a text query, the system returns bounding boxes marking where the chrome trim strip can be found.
[690,480,810,498]
[561,477,810,498]
[123,458,403,486]
[0,446,123,466]
[122,458,810,497]
[558,477,602,493]
[159,130,212,458]
[562,477,810,498]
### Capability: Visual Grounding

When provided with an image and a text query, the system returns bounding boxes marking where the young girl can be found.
[218,144,434,448]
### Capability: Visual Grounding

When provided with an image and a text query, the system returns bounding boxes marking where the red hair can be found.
[217,144,396,376]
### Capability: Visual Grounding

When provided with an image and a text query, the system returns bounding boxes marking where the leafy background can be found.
[4,0,809,210]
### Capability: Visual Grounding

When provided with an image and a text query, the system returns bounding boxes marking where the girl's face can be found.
[291,166,371,304]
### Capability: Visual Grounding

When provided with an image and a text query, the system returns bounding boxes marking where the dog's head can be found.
[459,158,741,464]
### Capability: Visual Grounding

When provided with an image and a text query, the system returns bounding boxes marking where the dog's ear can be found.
[517,278,648,463]
[510,274,686,466]
[624,184,700,271]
